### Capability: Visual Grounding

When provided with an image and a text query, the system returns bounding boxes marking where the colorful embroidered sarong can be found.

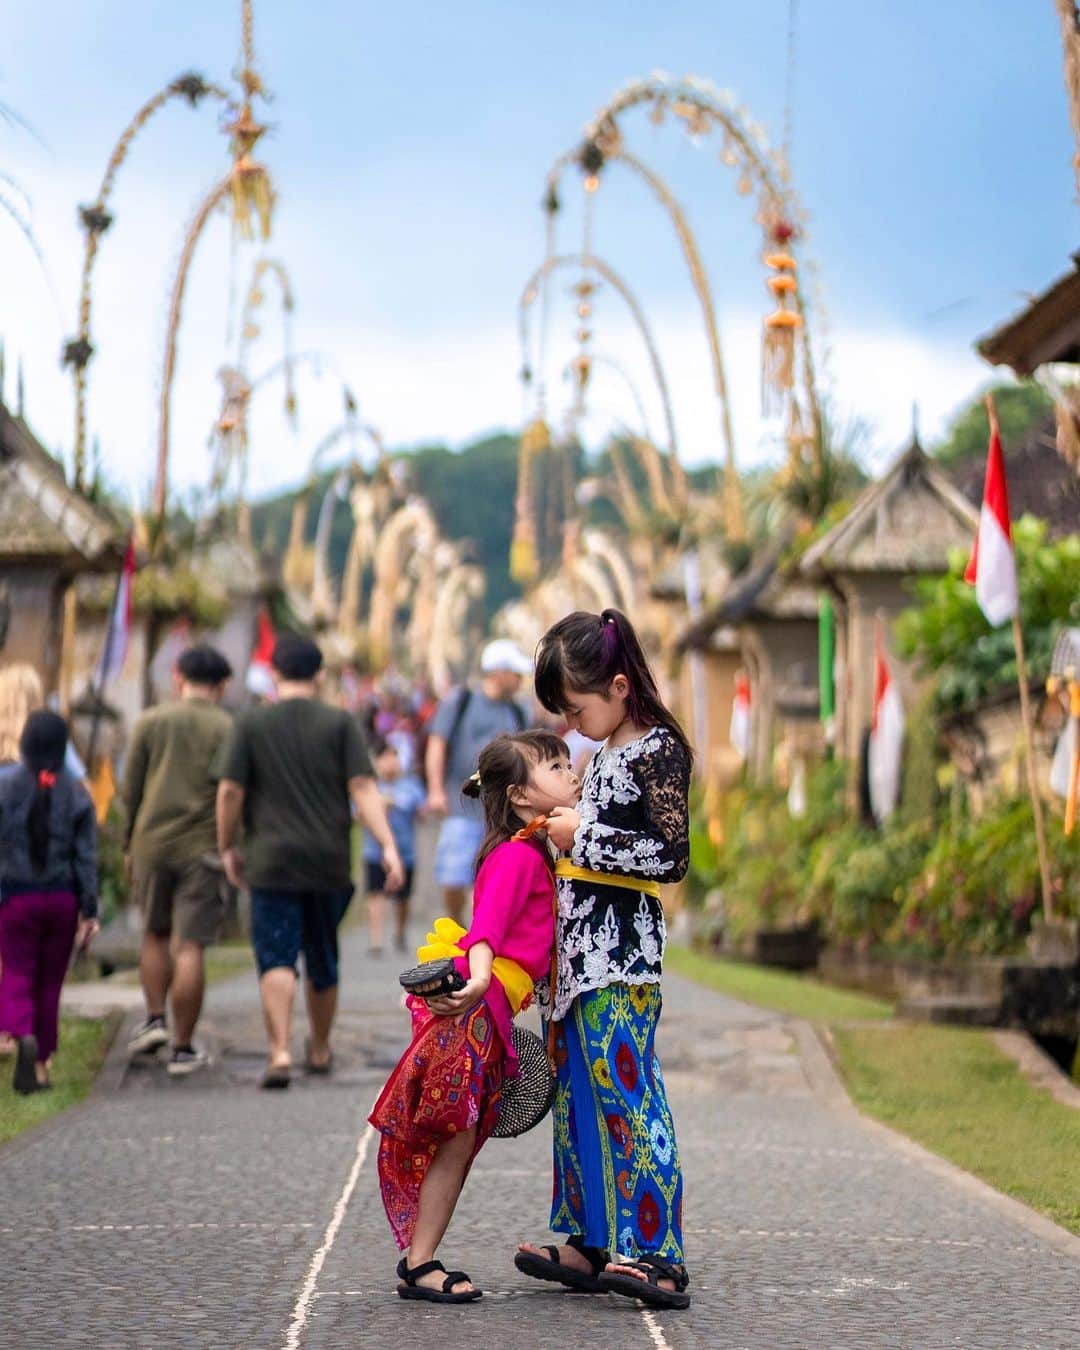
[368,999,505,1250]
[550,982,683,1261]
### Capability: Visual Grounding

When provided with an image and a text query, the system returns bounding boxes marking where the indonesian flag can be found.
[964,405,1017,627]
[729,671,751,758]
[868,626,904,825]
[245,606,276,699]
[95,535,135,688]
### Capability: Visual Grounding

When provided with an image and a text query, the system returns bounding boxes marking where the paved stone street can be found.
[2,858,1079,1349]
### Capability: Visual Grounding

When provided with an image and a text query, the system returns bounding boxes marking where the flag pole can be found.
[984,395,1054,921]
[1012,610,1055,921]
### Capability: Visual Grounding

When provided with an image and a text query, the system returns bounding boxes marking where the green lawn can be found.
[666,944,894,1022]
[0,1016,113,1147]
[833,1024,1080,1236]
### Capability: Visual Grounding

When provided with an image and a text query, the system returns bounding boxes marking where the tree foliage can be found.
[894,517,1080,715]
[933,381,1052,468]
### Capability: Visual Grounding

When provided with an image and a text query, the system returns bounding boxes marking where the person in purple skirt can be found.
[0,711,99,1094]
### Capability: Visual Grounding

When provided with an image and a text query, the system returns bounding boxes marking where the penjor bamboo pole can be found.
[1012,611,1055,921]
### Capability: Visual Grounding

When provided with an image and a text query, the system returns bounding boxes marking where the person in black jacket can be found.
[0,711,99,1094]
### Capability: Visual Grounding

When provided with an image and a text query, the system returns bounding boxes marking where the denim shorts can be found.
[249,887,354,992]
[433,815,484,889]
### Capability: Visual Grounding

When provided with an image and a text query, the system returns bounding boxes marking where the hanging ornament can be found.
[509,417,550,585]
[649,97,666,126]
[761,237,803,418]
[736,171,753,197]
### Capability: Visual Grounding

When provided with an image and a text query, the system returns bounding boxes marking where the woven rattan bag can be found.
[492,1024,556,1138]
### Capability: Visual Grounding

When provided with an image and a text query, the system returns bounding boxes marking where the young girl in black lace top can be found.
[515,608,692,1311]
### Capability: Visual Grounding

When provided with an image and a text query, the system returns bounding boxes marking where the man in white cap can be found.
[424,639,533,924]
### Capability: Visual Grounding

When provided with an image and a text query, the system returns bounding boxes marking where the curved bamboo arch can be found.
[519,251,680,489]
[311,466,351,622]
[154,174,233,527]
[367,499,440,667]
[561,351,654,445]
[67,75,233,488]
[428,563,485,693]
[583,74,821,455]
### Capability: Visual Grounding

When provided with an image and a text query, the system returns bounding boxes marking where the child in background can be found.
[363,738,426,956]
[0,711,99,1094]
[369,730,579,1304]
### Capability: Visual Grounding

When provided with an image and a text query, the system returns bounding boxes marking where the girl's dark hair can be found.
[19,710,68,874]
[461,729,569,875]
[534,608,691,756]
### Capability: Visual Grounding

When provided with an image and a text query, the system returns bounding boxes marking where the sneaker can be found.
[13,1034,38,1095]
[166,1045,209,1077]
[128,1016,169,1056]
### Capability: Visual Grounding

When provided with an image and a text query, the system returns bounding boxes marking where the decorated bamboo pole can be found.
[65,75,232,489]
[1012,608,1055,921]
[1053,0,1080,199]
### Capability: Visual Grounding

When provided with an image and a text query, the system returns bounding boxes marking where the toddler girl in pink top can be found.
[368,729,579,1305]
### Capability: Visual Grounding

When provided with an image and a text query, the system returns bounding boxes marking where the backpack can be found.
[445,686,526,766]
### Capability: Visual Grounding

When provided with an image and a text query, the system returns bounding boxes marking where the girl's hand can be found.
[75,916,100,953]
[545,806,581,852]
[426,974,490,1018]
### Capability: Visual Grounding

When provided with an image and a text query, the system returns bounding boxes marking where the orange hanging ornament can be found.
[761,224,802,417]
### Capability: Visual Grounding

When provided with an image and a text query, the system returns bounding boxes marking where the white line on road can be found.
[283,1121,375,1350]
[641,1309,671,1349]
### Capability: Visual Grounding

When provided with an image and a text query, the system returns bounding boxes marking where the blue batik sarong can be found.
[549,982,683,1261]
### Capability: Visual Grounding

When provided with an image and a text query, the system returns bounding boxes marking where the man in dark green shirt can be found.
[216,635,403,1088]
[122,644,233,1076]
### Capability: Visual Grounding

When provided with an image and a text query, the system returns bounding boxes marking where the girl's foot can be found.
[397,1256,481,1303]
[598,1257,691,1310]
[515,1238,609,1292]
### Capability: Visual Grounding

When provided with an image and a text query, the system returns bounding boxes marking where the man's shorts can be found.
[133,856,226,947]
[364,861,415,900]
[248,887,354,992]
[433,815,484,890]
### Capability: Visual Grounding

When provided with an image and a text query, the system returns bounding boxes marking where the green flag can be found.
[819,593,835,736]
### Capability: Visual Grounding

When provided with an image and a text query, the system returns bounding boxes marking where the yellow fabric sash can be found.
[416,917,534,1016]
[554,859,662,899]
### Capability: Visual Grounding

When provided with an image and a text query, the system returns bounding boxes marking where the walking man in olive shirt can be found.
[123,644,233,1076]
[216,635,403,1089]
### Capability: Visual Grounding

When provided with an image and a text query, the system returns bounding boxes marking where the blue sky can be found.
[1,1,1075,505]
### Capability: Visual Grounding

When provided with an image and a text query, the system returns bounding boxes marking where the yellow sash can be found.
[416,917,535,1016]
[554,860,662,899]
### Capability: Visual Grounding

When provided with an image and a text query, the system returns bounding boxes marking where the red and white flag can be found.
[246,606,276,700]
[868,625,904,825]
[95,535,135,688]
[964,405,1017,627]
[729,671,751,758]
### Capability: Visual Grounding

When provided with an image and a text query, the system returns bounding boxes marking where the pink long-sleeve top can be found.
[455,837,555,1075]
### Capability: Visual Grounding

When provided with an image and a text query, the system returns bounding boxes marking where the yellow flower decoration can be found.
[592,1058,613,1089]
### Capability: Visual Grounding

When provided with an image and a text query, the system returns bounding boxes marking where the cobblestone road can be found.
[2,868,1079,1348]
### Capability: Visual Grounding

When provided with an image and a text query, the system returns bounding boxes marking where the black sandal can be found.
[514,1234,611,1293]
[597,1255,691,1310]
[396,1257,482,1303]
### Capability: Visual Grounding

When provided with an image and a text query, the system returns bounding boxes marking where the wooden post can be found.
[1012,612,1055,921]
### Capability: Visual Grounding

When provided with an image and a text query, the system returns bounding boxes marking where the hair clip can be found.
[470,771,482,786]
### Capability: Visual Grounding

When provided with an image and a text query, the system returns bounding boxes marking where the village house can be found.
[0,396,123,703]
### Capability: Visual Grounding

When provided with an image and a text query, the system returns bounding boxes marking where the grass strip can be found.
[833,1024,1080,1235]
[0,1015,112,1147]
[666,945,893,1023]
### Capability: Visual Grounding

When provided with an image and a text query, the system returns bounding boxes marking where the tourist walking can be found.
[515,608,693,1311]
[122,644,234,1076]
[424,639,533,925]
[363,736,426,956]
[216,635,404,1089]
[369,730,578,1303]
[0,711,99,1095]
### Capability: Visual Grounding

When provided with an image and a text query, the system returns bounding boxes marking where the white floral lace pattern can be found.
[552,726,690,1021]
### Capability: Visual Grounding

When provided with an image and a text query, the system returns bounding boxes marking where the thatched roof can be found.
[977,253,1080,376]
[678,526,818,651]
[799,437,978,579]
[951,415,1080,540]
[0,401,122,567]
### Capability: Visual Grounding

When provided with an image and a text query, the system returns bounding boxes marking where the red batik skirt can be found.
[368,997,506,1250]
